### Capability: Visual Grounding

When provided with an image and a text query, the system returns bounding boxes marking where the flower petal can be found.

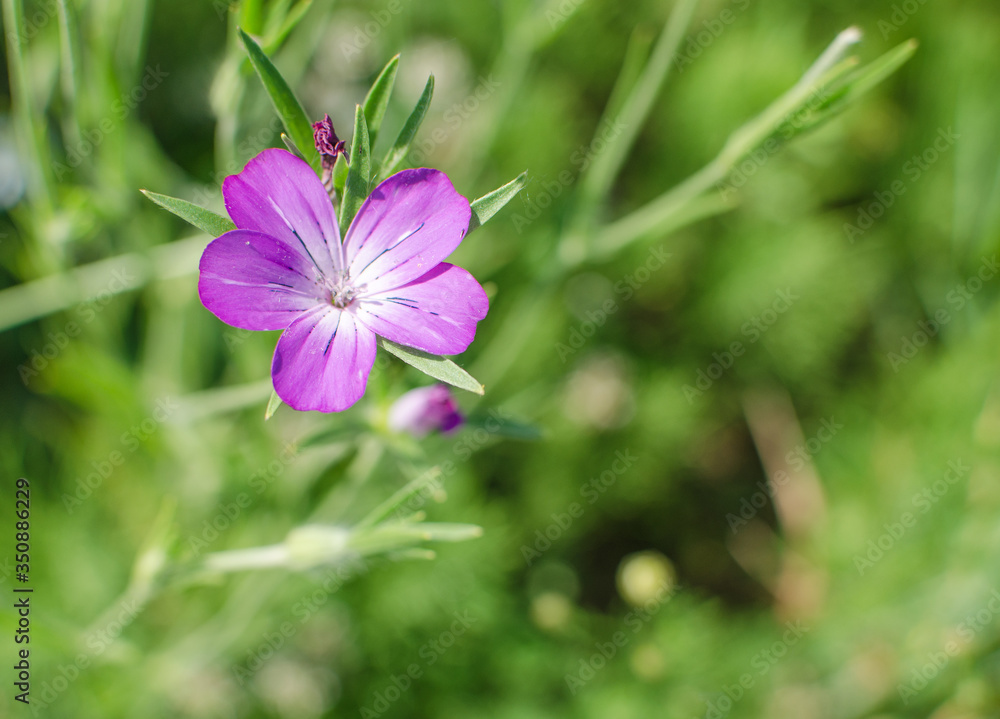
[345,169,471,292]
[199,230,324,330]
[223,148,343,278]
[356,263,488,355]
[271,306,377,412]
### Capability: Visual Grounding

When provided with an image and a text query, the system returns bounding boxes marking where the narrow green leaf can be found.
[415,523,483,543]
[576,0,698,213]
[300,424,364,448]
[339,105,371,234]
[773,40,916,142]
[823,38,918,113]
[603,27,654,130]
[238,27,319,172]
[56,0,83,141]
[381,75,434,178]
[332,153,349,195]
[354,467,444,531]
[263,0,314,55]
[262,0,293,37]
[362,55,399,150]
[3,0,55,209]
[465,415,542,440]
[140,190,236,237]
[378,338,485,396]
[280,132,304,159]
[265,390,283,420]
[468,172,528,232]
[239,0,264,35]
[387,548,437,561]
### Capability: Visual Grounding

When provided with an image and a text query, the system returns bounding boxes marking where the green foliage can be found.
[3,1,999,718]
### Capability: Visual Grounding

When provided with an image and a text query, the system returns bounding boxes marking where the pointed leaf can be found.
[362,55,399,150]
[238,27,319,172]
[468,172,528,232]
[378,338,484,395]
[339,105,371,233]
[141,190,236,237]
[821,38,918,114]
[280,132,304,159]
[265,390,283,420]
[381,75,434,177]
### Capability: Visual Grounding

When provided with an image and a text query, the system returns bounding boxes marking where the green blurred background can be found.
[2,0,1000,716]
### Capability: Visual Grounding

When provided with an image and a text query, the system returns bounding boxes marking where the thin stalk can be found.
[3,0,56,212]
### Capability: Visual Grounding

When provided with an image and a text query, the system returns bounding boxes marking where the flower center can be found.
[326,272,364,309]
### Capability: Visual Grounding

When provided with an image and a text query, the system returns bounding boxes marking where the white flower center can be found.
[326,271,365,309]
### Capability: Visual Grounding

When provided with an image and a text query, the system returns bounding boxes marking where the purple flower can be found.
[198,148,488,413]
[388,384,465,438]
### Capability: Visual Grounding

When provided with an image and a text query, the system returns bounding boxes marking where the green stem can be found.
[3,0,56,212]
[565,0,700,256]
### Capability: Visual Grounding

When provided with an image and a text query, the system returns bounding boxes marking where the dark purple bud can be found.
[312,114,345,166]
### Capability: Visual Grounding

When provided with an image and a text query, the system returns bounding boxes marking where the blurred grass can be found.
[2,0,1000,717]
